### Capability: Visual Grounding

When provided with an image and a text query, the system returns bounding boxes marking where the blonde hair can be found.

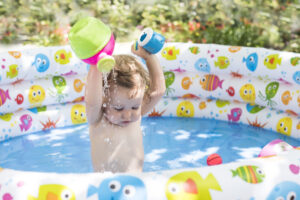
[105,55,150,98]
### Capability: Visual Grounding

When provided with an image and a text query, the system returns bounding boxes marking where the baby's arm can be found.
[131,44,166,115]
[85,65,103,125]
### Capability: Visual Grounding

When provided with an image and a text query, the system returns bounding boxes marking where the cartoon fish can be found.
[19,114,32,132]
[189,46,200,54]
[200,74,224,91]
[73,79,84,93]
[281,91,292,105]
[226,86,235,96]
[28,106,47,114]
[0,113,13,121]
[290,57,300,66]
[276,117,292,136]
[8,51,21,58]
[165,171,222,200]
[0,89,11,106]
[53,76,67,94]
[227,108,242,122]
[32,53,50,73]
[54,49,72,65]
[194,58,211,73]
[293,71,300,85]
[28,85,46,105]
[264,54,282,69]
[228,46,241,53]
[176,101,195,117]
[164,71,175,96]
[181,77,192,90]
[15,93,24,105]
[87,175,147,200]
[216,99,230,108]
[266,181,300,200]
[243,52,258,72]
[6,64,19,79]
[27,184,75,200]
[239,84,256,103]
[71,104,87,124]
[214,56,230,69]
[199,101,206,110]
[246,103,265,114]
[231,165,265,184]
[161,46,180,60]
[181,94,200,99]
[258,81,279,108]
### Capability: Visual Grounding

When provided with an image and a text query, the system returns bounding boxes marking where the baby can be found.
[85,43,166,173]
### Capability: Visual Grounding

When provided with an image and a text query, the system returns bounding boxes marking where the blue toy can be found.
[87,175,147,199]
[137,28,165,54]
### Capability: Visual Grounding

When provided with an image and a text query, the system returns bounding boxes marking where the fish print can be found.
[200,74,224,91]
[231,165,265,184]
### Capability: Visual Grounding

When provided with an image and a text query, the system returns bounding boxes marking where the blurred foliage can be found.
[0,0,299,52]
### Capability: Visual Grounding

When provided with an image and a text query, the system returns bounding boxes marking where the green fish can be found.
[231,165,265,184]
[291,57,300,66]
[216,99,230,108]
[215,56,230,69]
[6,64,19,79]
[258,81,279,108]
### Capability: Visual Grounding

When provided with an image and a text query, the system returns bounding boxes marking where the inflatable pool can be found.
[0,43,300,199]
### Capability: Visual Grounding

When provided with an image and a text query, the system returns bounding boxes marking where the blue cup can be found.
[138,28,165,54]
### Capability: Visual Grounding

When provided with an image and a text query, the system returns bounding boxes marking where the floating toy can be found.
[68,16,115,73]
[137,28,165,54]
[258,139,294,157]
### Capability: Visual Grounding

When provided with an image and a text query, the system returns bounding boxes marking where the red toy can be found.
[207,153,222,166]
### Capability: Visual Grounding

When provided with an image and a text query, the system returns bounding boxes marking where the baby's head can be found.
[103,55,149,126]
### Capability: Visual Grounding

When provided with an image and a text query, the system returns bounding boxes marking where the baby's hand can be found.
[131,41,151,60]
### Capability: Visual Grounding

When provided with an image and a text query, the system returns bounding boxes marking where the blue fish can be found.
[267,181,300,200]
[293,71,300,85]
[243,53,258,72]
[32,53,50,73]
[194,58,211,73]
[87,175,147,200]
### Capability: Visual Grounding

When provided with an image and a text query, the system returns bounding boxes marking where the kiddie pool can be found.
[0,43,300,199]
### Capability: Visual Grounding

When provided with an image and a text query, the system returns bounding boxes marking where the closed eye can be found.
[114,106,124,111]
[132,106,140,110]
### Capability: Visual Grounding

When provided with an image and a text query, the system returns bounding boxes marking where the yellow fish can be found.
[264,54,282,69]
[161,46,180,60]
[176,101,194,117]
[277,117,292,136]
[239,84,256,103]
[28,85,46,106]
[0,113,13,121]
[54,49,72,64]
[27,184,76,200]
[165,171,222,200]
[214,56,230,69]
[71,104,87,124]
[6,64,19,79]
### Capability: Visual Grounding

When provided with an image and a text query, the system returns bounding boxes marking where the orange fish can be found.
[8,51,21,59]
[199,101,206,110]
[73,79,85,93]
[182,93,200,99]
[181,77,192,90]
[200,74,224,91]
[281,91,292,105]
[228,46,241,53]
[297,122,300,130]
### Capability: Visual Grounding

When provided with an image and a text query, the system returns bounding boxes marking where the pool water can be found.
[0,117,299,173]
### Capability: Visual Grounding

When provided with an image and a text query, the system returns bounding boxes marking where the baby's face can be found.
[104,84,145,127]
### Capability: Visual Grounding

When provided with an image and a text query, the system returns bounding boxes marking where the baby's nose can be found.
[122,110,131,120]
